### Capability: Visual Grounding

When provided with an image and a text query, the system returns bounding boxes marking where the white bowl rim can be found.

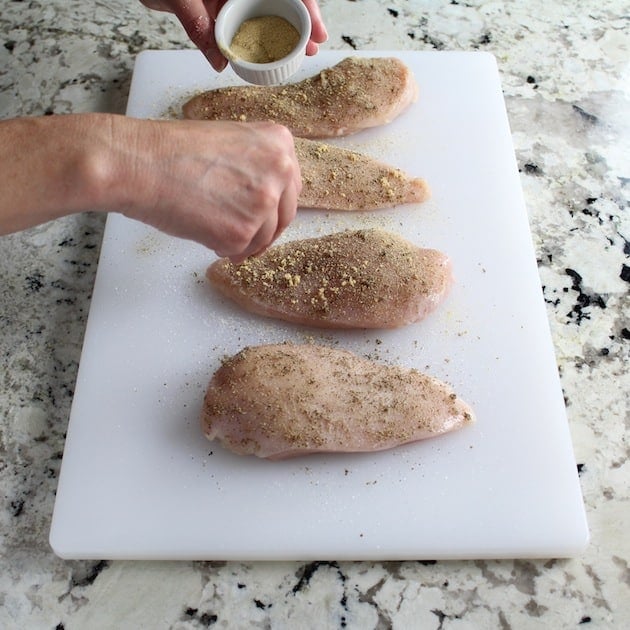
[215,0,311,71]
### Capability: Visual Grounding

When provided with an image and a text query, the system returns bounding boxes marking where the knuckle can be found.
[266,125,295,155]
[253,184,278,210]
[223,222,255,254]
[273,123,294,145]
[268,150,299,185]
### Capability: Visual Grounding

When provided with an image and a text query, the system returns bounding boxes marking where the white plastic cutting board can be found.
[50,50,589,560]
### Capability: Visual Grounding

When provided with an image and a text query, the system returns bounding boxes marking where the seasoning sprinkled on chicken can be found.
[202,343,475,459]
[295,138,430,210]
[183,57,418,138]
[207,229,452,329]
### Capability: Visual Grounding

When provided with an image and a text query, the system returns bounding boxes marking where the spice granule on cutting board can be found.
[230,16,300,63]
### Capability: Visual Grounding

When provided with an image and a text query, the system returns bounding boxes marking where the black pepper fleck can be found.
[199,612,218,626]
[341,35,357,49]
[10,498,25,517]
[523,162,542,175]
[25,273,44,293]
[478,32,492,45]
[572,104,599,125]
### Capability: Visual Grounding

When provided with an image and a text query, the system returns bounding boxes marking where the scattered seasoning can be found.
[295,137,428,211]
[210,228,448,328]
[183,57,412,140]
[201,344,474,457]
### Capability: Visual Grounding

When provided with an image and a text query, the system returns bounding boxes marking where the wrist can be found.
[61,113,129,215]
[92,114,163,219]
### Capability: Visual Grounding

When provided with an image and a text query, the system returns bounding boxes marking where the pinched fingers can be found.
[222,216,278,264]
[217,125,300,261]
[274,162,300,240]
[122,118,301,261]
[241,172,300,262]
[260,125,301,246]
[219,166,300,262]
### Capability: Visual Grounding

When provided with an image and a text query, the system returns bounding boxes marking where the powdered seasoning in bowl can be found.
[215,0,311,85]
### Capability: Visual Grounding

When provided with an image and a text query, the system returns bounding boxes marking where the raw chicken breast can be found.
[207,229,452,329]
[295,138,430,210]
[183,57,418,138]
[201,343,475,459]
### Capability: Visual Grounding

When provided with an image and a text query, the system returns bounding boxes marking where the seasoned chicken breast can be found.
[207,229,452,329]
[295,138,430,210]
[183,57,418,138]
[202,343,475,459]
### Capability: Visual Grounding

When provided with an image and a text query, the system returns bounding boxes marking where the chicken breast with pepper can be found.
[207,229,452,329]
[295,138,430,211]
[183,57,418,138]
[202,343,475,459]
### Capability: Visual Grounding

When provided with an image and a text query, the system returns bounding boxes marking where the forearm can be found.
[0,113,300,259]
[0,114,122,234]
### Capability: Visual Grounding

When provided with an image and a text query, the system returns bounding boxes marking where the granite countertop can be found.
[1,0,628,628]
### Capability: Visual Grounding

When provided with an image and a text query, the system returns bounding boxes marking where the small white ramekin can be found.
[215,0,311,85]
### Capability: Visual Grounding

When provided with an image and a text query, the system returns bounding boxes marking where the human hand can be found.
[111,118,301,262]
[140,0,228,71]
[298,0,329,56]
[140,0,328,71]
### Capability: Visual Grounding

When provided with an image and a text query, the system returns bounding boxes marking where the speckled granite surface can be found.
[1,1,628,628]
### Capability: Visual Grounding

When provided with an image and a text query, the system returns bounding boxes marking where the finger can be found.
[227,215,279,264]
[301,0,328,44]
[234,166,299,262]
[170,0,228,71]
[273,172,300,240]
[228,172,299,262]
[275,133,300,240]
[139,1,169,11]
[207,49,228,72]
[273,174,299,243]
[171,0,212,43]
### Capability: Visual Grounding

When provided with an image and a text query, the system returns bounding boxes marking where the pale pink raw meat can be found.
[207,229,452,329]
[201,343,475,459]
[295,137,430,211]
[182,57,418,138]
